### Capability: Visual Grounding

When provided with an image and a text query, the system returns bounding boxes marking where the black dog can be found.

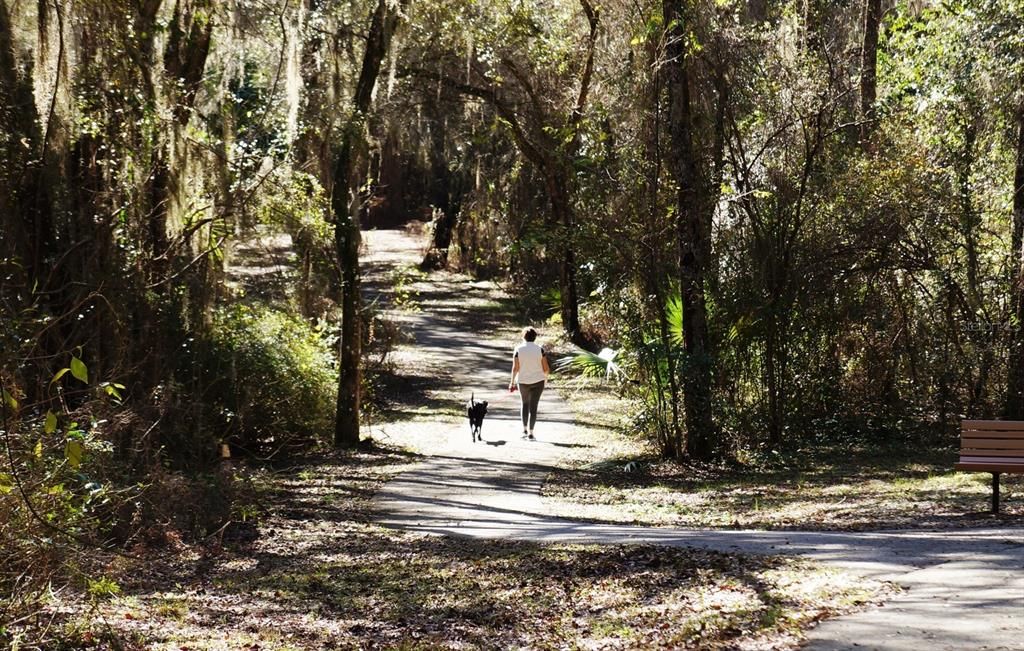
[466,393,488,442]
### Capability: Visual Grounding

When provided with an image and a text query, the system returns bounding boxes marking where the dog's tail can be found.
[471,392,474,404]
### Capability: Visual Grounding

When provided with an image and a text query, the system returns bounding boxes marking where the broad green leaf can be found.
[103,384,123,401]
[65,440,83,469]
[665,293,684,347]
[70,357,89,384]
[2,388,17,411]
[33,440,43,459]
[44,410,57,434]
[51,368,70,384]
[0,472,13,494]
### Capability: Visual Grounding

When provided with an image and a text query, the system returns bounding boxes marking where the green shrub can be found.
[200,305,337,455]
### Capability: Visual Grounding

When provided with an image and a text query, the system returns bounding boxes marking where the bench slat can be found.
[962,419,1024,431]
[957,454,1024,461]
[959,451,1024,460]
[956,462,1024,473]
[961,438,1024,450]
[961,429,1024,438]
[958,440,1024,450]
[962,436,1024,444]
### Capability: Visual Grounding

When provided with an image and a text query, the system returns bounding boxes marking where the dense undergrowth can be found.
[0,299,341,646]
[200,306,338,457]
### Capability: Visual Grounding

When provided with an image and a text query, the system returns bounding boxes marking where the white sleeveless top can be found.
[514,341,546,384]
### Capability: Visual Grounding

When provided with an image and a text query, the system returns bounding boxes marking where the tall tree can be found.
[1005,105,1024,418]
[860,0,882,145]
[334,0,409,447]
[0,0,46,289]
[661,0,727,459]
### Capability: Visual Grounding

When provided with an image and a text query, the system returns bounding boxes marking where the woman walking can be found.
[509,327,550,440]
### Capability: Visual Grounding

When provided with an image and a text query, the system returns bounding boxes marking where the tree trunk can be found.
[765,318,781,447]
[547,179,583,344]
[1006,106,1024,419]
[551,0,597,347]
[957,119,993,416]
[295,0,336,189]
[334,0,407,448]
[0,1,47,288]
[859,0,881,146]
[663,0,717,460]
[334,128,363,447]
[560,230,582,344]
[642,40,683,457]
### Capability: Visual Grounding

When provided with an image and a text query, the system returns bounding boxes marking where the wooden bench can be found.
[955,420,1024,513]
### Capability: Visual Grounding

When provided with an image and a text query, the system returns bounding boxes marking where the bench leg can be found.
[992,472,1001,514]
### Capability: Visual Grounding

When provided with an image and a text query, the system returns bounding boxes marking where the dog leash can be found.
[471,389,517,405]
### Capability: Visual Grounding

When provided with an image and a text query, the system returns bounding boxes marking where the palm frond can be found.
[557,347,623,380]
[665,292,684,346]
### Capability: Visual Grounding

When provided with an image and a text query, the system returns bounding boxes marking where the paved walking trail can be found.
[364,227,1024,651]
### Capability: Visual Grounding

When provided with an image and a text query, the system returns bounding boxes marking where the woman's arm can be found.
[541,354,551,376]
[509,356,520,390]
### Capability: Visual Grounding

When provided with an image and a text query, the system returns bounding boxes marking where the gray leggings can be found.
[518,381,545,430]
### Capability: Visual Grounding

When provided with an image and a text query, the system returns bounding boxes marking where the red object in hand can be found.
[509,385,517,393]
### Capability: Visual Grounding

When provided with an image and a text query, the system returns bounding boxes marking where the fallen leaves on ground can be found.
[541,449,1024,530]
[22,449,891,650]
